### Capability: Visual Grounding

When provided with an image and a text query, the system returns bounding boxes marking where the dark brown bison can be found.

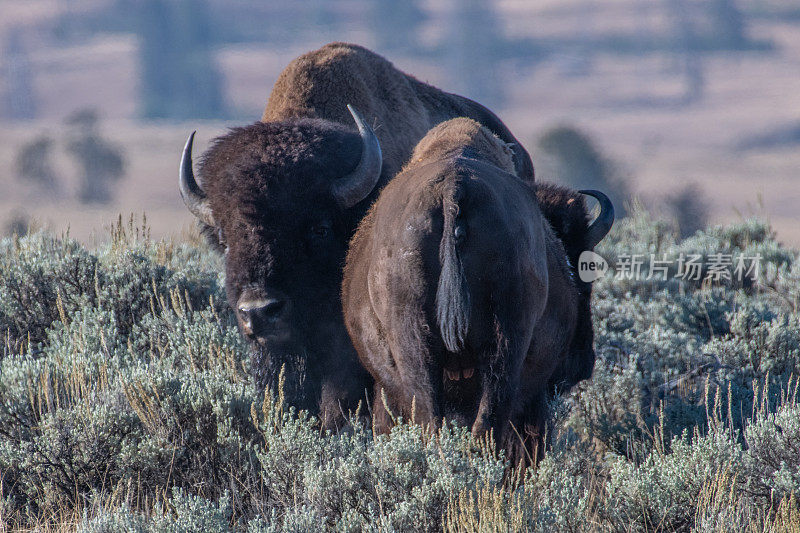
[342,118,613,462]
[536,182,613,395]
[179,43,534,428]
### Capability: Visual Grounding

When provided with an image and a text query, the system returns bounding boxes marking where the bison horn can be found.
[179,131,215,227]
[579,189,614,249]
[332,105,383,209]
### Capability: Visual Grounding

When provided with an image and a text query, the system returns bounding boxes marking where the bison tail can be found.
[436,189,470,353]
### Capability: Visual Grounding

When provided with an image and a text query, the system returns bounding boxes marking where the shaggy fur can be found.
[436,185,471,354]
[343,119,581,464]
[262,42,534,182]
[535,183,599,391]
[199,119,371,427]
[192,43,534,429]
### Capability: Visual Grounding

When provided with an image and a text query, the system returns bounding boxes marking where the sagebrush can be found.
[1,211,798,532]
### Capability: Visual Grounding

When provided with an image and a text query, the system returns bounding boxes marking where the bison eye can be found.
[217,228,229,254]
[310,223,331,239]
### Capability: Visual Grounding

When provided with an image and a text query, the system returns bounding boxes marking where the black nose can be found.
[238,298,287,336]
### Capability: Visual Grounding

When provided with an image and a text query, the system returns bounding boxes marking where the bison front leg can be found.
[470,339,526,446]
[371,379,438,434]
[504,391,548,467]
[371,384,395,434]
[471,375,515,441]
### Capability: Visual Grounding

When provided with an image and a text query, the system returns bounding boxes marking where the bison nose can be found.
[238,298,287,336]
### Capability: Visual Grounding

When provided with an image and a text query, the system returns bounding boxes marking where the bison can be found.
[342,118,613,462]
[536,182,613,395]
[179,43,534,428]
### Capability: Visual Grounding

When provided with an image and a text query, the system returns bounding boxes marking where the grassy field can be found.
[0,210,798,531]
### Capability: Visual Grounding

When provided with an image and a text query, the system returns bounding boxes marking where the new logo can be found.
[578,251,609,283]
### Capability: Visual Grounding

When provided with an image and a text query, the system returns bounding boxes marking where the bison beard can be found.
[251,344,309,410]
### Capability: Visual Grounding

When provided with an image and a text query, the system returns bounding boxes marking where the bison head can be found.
[179,106,380,415]
[536,185,614,393]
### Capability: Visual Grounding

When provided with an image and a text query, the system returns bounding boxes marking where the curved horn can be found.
[331,105,383,209]
[579,189,614,249]
[179,131,215,227]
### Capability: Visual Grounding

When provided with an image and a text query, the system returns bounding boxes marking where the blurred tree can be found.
[15,135,61,195]
[307,0,337,34]
[666,0,705,103]
[709,0,747,49]
[65,110,126,204]
[537,126,630,216]
[443,0,505,109]
[370,0,425,54]
[665,182,710,238]
[137,0,226,119]
[1,29,36,120]
[4,211,30,237]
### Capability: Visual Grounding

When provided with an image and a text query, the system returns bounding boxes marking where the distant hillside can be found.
[1,0,798,246]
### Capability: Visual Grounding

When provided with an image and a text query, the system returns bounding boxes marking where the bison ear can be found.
[579,189,614,249]
[179,131,216,227]
[331,105,383,209]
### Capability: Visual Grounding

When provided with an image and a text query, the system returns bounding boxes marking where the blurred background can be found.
[1,0,797,244]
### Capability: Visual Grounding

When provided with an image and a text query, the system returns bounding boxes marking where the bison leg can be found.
[371,382,438,434]
[471,374,516,441]
[470,337,526,445]
[504,391,548,467]
[371,384,395,434]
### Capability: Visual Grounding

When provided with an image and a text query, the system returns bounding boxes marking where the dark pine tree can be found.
[370,0,425,54]
[443,0,505,109]
[16,135,61,195]
[137,0,226,119]
[65,110,126,204]
[2,29,36,120]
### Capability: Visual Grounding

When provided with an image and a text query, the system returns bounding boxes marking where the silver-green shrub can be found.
[1,211,798,531]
